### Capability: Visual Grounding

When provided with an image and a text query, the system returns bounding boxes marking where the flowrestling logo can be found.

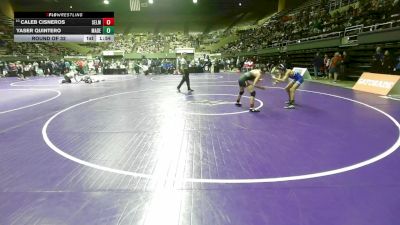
[353,72,400,95]
[358,78,395,89]
[46,13,83,18]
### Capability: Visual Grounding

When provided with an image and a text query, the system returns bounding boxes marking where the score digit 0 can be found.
[103,26,115,34]
[102,18,115,26]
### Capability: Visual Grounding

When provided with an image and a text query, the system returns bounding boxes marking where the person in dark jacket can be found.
[313,52,324,79]
[382,50,395,74]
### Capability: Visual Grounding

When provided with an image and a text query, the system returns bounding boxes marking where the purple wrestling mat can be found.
[0,73,399,225]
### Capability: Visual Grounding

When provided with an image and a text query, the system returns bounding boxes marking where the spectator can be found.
[323,54,330,78]
[382,50,395,74]
[244,58,254,72]
[313,52,324,79]
[371,46,384,73]
[340,51,349,77]
[16,62,24,79]
[0,60,4,77]
[394,55,400,75]
[329,52,341,83]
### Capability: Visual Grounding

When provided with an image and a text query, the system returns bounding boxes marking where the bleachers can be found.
[329,0,358,11]
[1,0,399,81]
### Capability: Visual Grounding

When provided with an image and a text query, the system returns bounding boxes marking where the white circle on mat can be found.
[10,78,63,87]
[150,75,223,82]
[0,89,61,114]
[180,93,263,115]
[42,86,400,183]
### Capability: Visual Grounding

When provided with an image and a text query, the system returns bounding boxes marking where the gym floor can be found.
[0,73,399,225]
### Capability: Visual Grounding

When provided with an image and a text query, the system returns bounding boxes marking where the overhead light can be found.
[149,0,153,4]
[239,2,242,6]
[193,0,198,3]
[103,0,109,4]
[69,5,73,8]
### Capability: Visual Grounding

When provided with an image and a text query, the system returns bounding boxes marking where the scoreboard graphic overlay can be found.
[14,12,115,43]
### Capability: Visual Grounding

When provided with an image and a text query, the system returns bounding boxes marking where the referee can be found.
[177,53,194,92]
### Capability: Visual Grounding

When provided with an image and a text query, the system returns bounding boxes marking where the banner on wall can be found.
[102,50,124,56]
[175,48,195,54]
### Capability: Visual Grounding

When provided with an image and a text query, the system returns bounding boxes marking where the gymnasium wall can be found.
[358,27,400,44]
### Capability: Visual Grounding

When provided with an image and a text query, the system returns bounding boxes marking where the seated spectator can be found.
[371,47,384,73]
[394,55,400,75]
[382,50,395,74]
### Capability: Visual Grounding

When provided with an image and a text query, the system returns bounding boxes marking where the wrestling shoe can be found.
[285,100,295,105]
[249,108,260,112]
[284,104,295,109]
